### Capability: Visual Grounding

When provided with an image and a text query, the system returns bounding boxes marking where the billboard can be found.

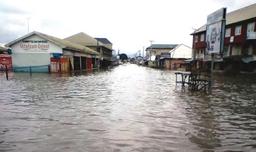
[0,54,12,70]
[206,8,226,54]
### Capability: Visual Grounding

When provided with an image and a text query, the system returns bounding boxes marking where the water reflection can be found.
[0,64,256,151]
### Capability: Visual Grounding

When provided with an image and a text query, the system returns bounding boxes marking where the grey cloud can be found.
[1,17,26,27]
[0,0,29,44]
[40,19,63,28]
[0,27,23,44]
[0,16,27,43]
[0,2,29,15]
[212,0,256,12]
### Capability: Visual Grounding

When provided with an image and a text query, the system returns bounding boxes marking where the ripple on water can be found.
[0,65,256,151]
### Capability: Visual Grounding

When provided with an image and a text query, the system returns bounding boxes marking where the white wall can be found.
[11,35,62,54]
[12,53,51,67]
[11,35,63,68]
[170,44,192,59]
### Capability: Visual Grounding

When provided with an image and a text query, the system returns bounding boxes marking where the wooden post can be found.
[92,58,95,70]
[48,64,51,73]
[209,54,215,91]
[80,57,82,71]
[181,73,185,87]
[59,60,61,73]
[29,66,32,76]
[175,73,177,85]
[5,65,8,80]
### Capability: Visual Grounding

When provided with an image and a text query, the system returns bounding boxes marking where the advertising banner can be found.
[0,54,12,70]
[206,8,226,54]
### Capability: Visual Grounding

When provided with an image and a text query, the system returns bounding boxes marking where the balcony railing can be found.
[247,32,256,40]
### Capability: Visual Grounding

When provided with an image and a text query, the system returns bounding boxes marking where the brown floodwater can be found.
[0,64,256,152]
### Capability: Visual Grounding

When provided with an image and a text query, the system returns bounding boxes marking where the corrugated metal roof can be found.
[64,32,104,46]
[191,25,206,35]
[0,45,8,51]
[192,3,256,35]
[65,32,114,52]
[147,44,178,49]
[95,38,112,45]
[227,3,256,25]
[6,31,99,55]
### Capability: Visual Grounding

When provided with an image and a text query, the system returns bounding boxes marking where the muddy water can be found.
[0,64,256,151]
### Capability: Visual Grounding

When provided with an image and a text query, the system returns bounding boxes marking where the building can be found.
[191,3,256,72]
[145,44,178,68]
[65,32,113,68]
[0,45,8,52]
[6,31,99,73]
[95,38,113,49]
[165,44,192,70]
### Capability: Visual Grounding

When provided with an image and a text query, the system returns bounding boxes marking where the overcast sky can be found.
[0,0,256,55]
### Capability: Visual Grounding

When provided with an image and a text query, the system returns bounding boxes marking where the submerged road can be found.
[1,64,256,151]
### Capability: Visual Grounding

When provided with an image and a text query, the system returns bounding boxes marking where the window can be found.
[247,22,255,33]
[194,35,198,42]
[235,25,242,36]
[200,34,205,42]
[225,28,231,37]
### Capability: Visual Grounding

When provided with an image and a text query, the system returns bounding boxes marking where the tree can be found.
[119,53,128,61]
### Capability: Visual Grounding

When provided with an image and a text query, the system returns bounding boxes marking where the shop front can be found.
[6,31,99,73]
[0,54,12,71]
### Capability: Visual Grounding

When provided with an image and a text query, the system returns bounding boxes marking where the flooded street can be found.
[1,64,256,152]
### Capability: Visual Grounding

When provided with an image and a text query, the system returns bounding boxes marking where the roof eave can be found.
[5,31,37,47]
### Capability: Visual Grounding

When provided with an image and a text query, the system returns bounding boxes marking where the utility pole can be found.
[149,40,154,61]
[27,17,30,33]
[142,46,145,58]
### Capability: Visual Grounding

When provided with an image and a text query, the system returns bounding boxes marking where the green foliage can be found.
[7,48,12,55]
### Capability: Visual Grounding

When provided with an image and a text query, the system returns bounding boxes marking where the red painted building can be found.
[0,46,12,71]
[191,3,256,72]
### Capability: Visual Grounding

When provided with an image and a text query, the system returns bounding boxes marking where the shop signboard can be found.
[206,8,226,54]
[12,35,62,54]
[0,58,10,65]
[0,54,12,69]
[19,40,50,52]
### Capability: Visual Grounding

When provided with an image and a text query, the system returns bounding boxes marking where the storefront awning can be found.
[184,59,194,63]
[242,56,256,63]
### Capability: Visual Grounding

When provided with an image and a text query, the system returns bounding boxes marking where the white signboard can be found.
[11,35,62,54]
[206,8,226,54]
[20,40,49,51]
[207,8,225,24]
[206,22,222,53]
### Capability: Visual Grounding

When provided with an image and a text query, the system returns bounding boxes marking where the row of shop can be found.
[192,56,256,73]
[191,3,256,73]
[0,31,103,73]
[144,44,192,71]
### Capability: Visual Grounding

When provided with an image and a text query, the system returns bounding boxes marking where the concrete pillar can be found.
[80,56,82,71]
